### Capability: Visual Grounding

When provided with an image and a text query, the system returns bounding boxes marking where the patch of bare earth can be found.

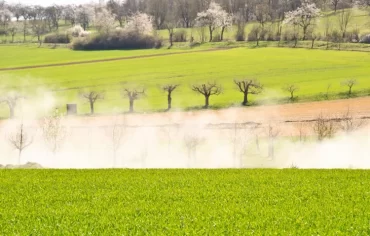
[64,97,370,124]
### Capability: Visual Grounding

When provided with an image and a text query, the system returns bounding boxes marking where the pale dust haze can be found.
[1,86,369,169]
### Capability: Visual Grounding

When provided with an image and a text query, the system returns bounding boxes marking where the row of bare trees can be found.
[0,78,359,119]
[80,78,358,114]
[80,79,262,114]
[4,108,366,167]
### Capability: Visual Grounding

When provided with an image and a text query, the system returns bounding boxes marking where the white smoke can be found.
[0,84,369,169]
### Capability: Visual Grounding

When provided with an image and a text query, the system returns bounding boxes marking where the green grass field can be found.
[0,169,369,234]
[1,45,370,116]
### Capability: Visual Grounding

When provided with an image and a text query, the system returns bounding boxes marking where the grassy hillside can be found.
[0,169,369,234]
[0,47,369,116]
[0,44,207,69]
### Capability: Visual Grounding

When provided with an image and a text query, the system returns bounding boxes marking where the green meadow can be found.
[0,169,369,235]
[1,46,370,115]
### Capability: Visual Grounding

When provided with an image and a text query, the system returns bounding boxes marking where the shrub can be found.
[71,30,162,50]
[211,33,222,42]
[173,30,187,42]
[44,33,71,44]
[67,25,87,37]
[0,29,7,36]
[360,34,370,44]
[266,30,275,41]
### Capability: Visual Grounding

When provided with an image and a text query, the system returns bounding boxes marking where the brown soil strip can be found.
[0,48,230,72]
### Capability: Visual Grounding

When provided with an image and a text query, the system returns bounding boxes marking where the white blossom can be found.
[95,8,116,34]
[124,12,153,35]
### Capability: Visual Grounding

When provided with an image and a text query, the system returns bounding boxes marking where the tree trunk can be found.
[167,93,172,110]
[204,95,210,108]
[90,101,94,114]
[18,149,22,165]
[302,26,307,40]
[311,39,315,49]
[220,26,225,41]
[257,38,259,46]
[242,92,248,106]
[209,26,213,42]
[11,34,14,43]
[169,32,173,48]
[268,139,274,159]
[129,99,134,112]
[9,106,14,118]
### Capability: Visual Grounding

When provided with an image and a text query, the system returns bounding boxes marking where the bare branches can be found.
[312,113,337,141]
[183,132,204,167]
[122,88,145,113]
[341,79,357,96]
[0,93,24,118]
[40,109,66,155]
[234,79,263,106]
[337,8,352,39]
[340,108,366,133]
[282,84,299,101]
[266,124,280,159]
[7,121,33,165]
[162,84,179,110]
[105,115,127,167]
[80,90,105,115]
[191,82,222,108]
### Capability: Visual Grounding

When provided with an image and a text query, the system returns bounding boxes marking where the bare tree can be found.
[31,20,46,47]
[230,122,253,167]
[162,84,179,110]
[341,79,357,96]
[266,124,280,159]
[337,8,352,40]
[183,132,204,167]
[122,88,145,113]
[282,84,299,101]
[340,108,365,133]
[105,115,127,167]
[234,79,263,106]
[41,109,67,156]
[80,90,105,115]
[191,82,222,108]
[312,113,337,141]
[332,0,340,12]
[7,121,33,165]
[0,94,23,119]
[294,122,308,142]
[324,83,332,100]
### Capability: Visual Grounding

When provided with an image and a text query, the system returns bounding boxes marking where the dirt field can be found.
[68,96,370,127]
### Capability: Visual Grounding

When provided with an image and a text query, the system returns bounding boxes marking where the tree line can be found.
[1,0,370,46]
[0,78,358,118]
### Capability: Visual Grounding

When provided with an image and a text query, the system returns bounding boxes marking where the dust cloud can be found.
[0,89,369,169]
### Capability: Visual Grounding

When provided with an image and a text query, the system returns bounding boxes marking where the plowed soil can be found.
[67,96,370,127]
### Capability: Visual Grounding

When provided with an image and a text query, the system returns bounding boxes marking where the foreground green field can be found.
[0,170,369,234]
[1,46,370,116]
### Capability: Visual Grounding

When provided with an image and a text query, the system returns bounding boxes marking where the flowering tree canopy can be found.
[195,2,232,42]
[95,8,116,34]
[124,12,153,35]
[283,1,321,40]
[76,4,96,31]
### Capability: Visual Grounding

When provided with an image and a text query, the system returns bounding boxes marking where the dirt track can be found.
[67,96,370,127]
[0,48,230,71]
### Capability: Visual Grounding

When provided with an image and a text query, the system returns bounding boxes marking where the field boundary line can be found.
[0,48,231,71]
